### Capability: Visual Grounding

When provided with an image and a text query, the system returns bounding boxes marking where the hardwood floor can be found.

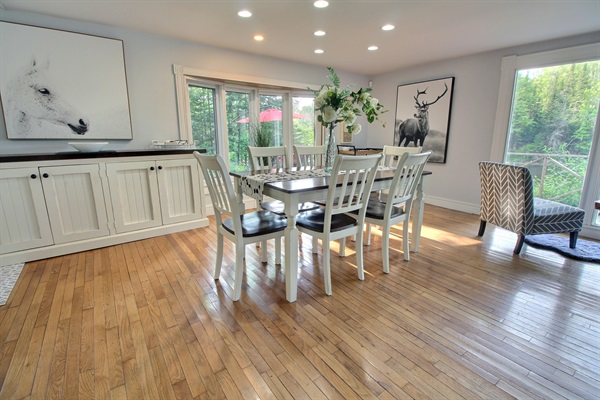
[1,205,599,399]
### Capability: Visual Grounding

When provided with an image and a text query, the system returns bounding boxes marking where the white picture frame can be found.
[0,22,133,140]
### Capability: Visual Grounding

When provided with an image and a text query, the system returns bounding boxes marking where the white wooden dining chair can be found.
[296,153,382,295]
[293,145,326,168]
[362,144,424,245]
[350,151,431,272]
[248,145,320,214]
[247,145,291,171]
[194,152,286,301]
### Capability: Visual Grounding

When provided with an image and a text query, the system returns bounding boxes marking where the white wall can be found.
[0,10,370,155]
[369,32,600,214]
[1,10,597,215]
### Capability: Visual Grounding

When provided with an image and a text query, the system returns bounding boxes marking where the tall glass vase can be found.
[324,124,336,172]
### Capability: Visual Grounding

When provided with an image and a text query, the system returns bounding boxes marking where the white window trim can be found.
[173,64,318,160]
[490,43,600,236]
[490,43,600,162]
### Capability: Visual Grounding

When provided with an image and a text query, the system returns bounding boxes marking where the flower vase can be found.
[324,125,336,172]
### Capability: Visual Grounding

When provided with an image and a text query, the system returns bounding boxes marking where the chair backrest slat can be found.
[293,145,326,168]
[248,146,290,172]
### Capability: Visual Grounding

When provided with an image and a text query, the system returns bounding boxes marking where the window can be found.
[491,43,600,234]
[226,90,251,172]
[188,84,217,154]
[174,65,316,171]
[293,96,316,146]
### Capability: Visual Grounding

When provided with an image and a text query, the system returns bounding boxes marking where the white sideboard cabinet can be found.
[106,158,203,233]
[0,150,208,265]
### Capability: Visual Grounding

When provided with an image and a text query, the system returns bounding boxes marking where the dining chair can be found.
[349,151,431,272]
[247,146,291,171]
[194,152,286,301]
[248,145,320,214]
[296,153,383,295]
[293,144,326,168]
[364,144,424,244]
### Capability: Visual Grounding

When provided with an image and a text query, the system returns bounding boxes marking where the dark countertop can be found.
[0,148,207,163]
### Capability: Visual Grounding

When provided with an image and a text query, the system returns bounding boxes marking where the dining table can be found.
[230,167,432,302]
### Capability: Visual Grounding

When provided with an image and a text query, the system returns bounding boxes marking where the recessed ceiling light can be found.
[314,49,324,54]
[314,30,326,36]
[314,1,329,8]
[368,46,379,51]
[254,35,264,41]
[238,10,252,17]
[382,24,395,31]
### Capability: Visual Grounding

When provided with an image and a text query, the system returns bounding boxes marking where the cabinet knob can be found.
[157,166,163,170]
[42,173,49,178]
[150,166,155,171]
[30,174,37,179]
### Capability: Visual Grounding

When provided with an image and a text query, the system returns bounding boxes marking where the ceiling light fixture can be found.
[382,24,395,31]
[238,10,252,17]
[314,1,329,8]
[254,35,264,41]
[314,49,324,54]
[368,46,378,51]
[314,30,326,36]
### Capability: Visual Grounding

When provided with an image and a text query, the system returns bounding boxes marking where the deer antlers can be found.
[414,82,449,108]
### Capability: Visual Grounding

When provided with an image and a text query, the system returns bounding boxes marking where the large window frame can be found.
[173,64,318,167]
[490,43,600,237]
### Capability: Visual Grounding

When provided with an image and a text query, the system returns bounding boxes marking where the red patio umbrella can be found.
[236,108,311,123]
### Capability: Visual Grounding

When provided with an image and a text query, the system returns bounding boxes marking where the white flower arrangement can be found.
[311,67,387,135]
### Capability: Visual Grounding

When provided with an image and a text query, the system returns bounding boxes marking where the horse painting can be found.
[4,59,89,138]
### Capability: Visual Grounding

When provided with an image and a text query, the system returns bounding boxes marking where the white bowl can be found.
[68,142,109,153]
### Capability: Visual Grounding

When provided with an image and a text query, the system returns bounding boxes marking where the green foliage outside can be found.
[506,61,600,206]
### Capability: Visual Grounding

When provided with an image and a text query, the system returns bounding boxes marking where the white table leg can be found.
[411,175,427,252]
[284,194,299,302]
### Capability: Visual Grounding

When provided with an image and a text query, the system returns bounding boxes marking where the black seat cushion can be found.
[261,200,320,214]
[296,209,357,233]
[350,199,404,220]
[222,210,287,238]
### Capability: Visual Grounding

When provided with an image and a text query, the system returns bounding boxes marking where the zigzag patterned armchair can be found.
[478,162,585,254]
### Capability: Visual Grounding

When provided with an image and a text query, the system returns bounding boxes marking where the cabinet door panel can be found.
[156,159,203,225]
[106,161,162,233]
[40,164,110,244]
[0,167,54,253]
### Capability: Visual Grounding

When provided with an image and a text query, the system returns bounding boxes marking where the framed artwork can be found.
[0,22,133,140]
[394,77,455,163]
[338,122,353,144]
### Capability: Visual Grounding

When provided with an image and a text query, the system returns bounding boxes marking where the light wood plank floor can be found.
[1,205,599,399]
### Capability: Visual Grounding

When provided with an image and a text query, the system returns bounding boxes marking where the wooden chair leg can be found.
[514,234,525,254]
[569,231,579,249]
[478,220,487,236]
[339,237,346,257]
[275,237,281,264]
[312,237,319,253]
[261,240,267,262]
[214,233,224,279]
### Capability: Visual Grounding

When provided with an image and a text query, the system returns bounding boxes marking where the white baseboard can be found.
[425,195,481,215]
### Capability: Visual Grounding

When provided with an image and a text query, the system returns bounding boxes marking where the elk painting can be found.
[0,22,132,140]
[394,77,455,163]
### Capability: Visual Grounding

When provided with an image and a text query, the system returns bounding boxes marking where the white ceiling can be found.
[2,0,599,75]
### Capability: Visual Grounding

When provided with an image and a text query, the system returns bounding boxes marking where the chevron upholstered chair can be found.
[478,162,585,254]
